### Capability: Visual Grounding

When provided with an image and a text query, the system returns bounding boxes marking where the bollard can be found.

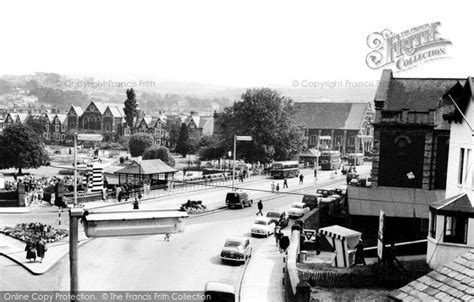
[296,280,311,302]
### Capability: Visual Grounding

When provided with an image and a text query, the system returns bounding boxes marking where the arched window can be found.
[394,135,411,157]
[83,117,89,130]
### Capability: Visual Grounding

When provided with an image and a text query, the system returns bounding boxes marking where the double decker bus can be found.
[348,153,364,166]
[319,151,341,170]
[270,161,299,179]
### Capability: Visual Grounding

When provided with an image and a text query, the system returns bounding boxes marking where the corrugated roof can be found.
[318,225,361,239]
[294,102,370,130]
[115,159,177,175]
[389,250,474,301]
[348,186,445,218]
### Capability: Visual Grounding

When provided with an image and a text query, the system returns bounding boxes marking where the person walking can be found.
[314,169,318,180]
[299,174,304,184]
[276,183,280,194]
[283,178,288,189]
[133,196,140,210]
[270,181,275,193]
[35,238,47,263]
[164,233,171,241]
[256,200,263,216]
[354,239,366,266]
[274,226,282,247]
[25,240,37,262]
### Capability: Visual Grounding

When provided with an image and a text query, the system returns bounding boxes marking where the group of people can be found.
[25,237,48,263]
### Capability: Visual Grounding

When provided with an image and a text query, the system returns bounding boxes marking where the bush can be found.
[58,169,74,175]
[143,145,176,167]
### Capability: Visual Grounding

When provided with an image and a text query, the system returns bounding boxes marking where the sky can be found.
[0,0,472,87]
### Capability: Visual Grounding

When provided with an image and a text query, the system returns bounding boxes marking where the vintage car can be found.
[225,192,253,209]
[346,172,360,185]
[220,236,252,264]
[288,202,310,218]
[204,281,235,302]
[266,210,290,228]
[251,217,276,237]
[301,195,319,210]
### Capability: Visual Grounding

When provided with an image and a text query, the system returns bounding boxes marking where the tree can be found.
[0,124,49,174]
[26,117,47,137]
[124,88,138,128]
[142,145,176,167]
[165,117,182,148]
[217,88,305,163]
[197,135,225,161]
[175,123,192,157]
[128,133,154,157]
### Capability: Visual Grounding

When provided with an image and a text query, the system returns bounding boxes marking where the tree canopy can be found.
[175,123,192,157]
[217,88,305,164]
[0,124,49,174]
[142,145,175,167]
[128,133,154,157]
[124,88,138,128]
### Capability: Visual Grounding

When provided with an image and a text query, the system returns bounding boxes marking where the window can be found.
[55,125,59,132]
[309,135,317,145]
[444,215,468,244]
[347,136,355,146]
[458,148,471,185]
[429,211,437,238]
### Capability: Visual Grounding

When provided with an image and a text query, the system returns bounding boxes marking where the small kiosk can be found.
[318,225,362,267]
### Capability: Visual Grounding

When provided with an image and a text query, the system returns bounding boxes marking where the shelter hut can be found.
[115,159,177,189]
[318,225,362,267]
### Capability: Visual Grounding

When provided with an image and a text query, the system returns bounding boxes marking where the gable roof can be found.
[114,159,177,175]
[389,250,474,301]
[294,102,370,130]
[375,69,464,112]
[430,193,474,217]
[55,114,67,124]
[70,106,84,116]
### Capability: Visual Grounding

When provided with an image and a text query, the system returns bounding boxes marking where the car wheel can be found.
[241,203,245,209]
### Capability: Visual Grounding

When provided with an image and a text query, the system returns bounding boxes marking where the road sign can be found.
[377,210,385,260]
[235,135,252,141]
[82,210,189,237]
[77,134,103,141]
[303,229,316,241]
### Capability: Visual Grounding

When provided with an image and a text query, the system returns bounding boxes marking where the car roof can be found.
[267,210,283,214]
[225,236,246,242]
[205,281,235,294]
[291,202,305,206]
[255,217,273,223]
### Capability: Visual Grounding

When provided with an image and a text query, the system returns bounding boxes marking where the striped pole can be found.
[58,208,62,226]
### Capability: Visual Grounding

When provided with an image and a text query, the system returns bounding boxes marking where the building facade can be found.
[294,102,374,154]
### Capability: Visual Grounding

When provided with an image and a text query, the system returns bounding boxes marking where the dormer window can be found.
[444,215,468,244]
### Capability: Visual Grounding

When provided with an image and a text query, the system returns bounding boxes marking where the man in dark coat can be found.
[36,238,47,263]
[354,239,366,266]
[25,241,37,262]
[256,200,263,216]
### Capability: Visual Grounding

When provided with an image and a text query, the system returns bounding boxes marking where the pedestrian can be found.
[354,239,366,266]
[102,187,107,202]
[276,183,280,193]
[315,233,321,255]
[35,238,47,263]
[314,169,318,179]
[25,240,37,262]
[274,226,282,247]
[283,178,288,189]
[133,196,140,210]
[279,235,290,254]
[271,181,275,193]
[299,174,304,184]
[138,191,142,202]
[256,200,263,216]
[164,233,171,241]
[116,186,122,202]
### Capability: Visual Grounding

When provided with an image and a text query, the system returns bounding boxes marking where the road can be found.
[1,165,368,292]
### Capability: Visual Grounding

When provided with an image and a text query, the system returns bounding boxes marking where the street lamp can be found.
[232,135,252,190]
[407,171,416,231]
[227,151,232,177]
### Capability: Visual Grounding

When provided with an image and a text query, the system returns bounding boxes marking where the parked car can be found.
[316,188,336,198]
[204,281,235,302]
[356,177,373,187]
[251,217,276,237]
[225,192,253,209]
[266,211,290,228]
[301,195,319,210]
[220,236,252,264]
[346,172,360,185]
[334,185,347,196]
[288,202,310,218]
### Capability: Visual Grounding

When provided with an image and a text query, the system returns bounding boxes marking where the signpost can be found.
[377,210,385,261]
[232,135,252,190]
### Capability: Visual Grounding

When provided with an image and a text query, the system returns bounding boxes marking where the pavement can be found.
[0,163,372,298]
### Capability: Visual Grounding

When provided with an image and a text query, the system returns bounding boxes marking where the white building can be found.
[427,77,474,269]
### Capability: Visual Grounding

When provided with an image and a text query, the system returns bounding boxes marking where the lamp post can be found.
[407,171,416,232]
[232,135,252,190]
[70,133,102,297]
[227,151,232,179]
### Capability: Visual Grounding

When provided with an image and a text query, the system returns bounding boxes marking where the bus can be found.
[319,151,341,170]
[270,161,299,178]
[348,153,364,166]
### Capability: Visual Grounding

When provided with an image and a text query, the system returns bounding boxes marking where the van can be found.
[225,192,253,209]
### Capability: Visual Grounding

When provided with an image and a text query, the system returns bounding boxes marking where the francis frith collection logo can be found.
[366,22,452,71]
